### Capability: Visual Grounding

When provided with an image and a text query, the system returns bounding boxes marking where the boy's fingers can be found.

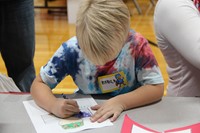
[61,99,80,113]
[65,104,80,112]
[65,99,79,107]
[110,112,120,122]
[91,104,101,110]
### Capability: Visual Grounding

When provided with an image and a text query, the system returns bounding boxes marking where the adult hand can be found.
[51,98,80,118]
[90,98,125,123]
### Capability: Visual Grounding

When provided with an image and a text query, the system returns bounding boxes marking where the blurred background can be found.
[0,0,168,95]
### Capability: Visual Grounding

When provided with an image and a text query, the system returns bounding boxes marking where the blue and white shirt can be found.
[40,30,164,96]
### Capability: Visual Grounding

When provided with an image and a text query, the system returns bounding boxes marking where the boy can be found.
[31,0,164,123]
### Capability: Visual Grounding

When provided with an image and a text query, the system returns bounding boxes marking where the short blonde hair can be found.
[76,0,130,65]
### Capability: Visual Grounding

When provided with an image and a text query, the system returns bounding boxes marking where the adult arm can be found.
[154,0,200,69]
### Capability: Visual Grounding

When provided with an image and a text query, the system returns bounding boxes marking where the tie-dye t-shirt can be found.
[40,30,163,96]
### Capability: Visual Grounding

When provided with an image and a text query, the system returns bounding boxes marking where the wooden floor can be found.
[0,0,168,94]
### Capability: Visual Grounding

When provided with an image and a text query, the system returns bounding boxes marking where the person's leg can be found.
[1,0,36,92]
[0,3,3,53]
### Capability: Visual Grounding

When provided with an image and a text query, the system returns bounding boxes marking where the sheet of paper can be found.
[121,114,159,133]
[0,73,21,92]
[23,94,113,133]
[121,114,200,133]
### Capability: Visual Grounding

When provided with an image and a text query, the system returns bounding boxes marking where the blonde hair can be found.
[76,0,130,65]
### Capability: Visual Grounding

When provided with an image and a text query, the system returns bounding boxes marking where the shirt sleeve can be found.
[40,42,73,89]
[154,0,200,70]
[134,33,164,85]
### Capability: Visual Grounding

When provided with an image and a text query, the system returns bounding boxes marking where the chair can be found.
[34,0,67,14]
[132,0,142,14]
[132,0,156,15]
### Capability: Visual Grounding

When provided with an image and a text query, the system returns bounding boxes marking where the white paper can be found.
[131,125,155,133]
[23,94,113,133]
[0,73,21,92]
[131,125,191,133]
[167,129,191,133]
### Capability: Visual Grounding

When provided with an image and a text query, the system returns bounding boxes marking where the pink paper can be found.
[165,123,200,133]
[121,114,159,133]
[121,114,200,133]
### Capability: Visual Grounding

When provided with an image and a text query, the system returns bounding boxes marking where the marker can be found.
[62,93,68,99]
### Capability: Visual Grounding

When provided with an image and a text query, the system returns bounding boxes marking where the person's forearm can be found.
[30,76,57,113]
[115,84,164,110]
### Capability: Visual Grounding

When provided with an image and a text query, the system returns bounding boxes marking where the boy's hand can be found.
[90,98,125,123]
[51,98,80,118]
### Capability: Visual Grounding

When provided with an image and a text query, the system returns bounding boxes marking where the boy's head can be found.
[76,0,130,65]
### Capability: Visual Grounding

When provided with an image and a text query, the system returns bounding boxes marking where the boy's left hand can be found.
[90,98,125,123]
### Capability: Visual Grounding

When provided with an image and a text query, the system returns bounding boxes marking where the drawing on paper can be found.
[59,117,84,129]
[59,106,93,129]
[23,95,113,133]
[41,105,93,129]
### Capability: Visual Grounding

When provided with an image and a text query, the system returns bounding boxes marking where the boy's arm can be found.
[30,75,80,118]
[91,83,164,123]
[117,83,164,110]
[31,75,57,112]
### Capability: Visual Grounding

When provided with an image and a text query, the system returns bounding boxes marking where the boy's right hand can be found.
[51,98,80,118]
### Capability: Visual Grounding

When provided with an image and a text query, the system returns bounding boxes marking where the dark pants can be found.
[0,0,36,92]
